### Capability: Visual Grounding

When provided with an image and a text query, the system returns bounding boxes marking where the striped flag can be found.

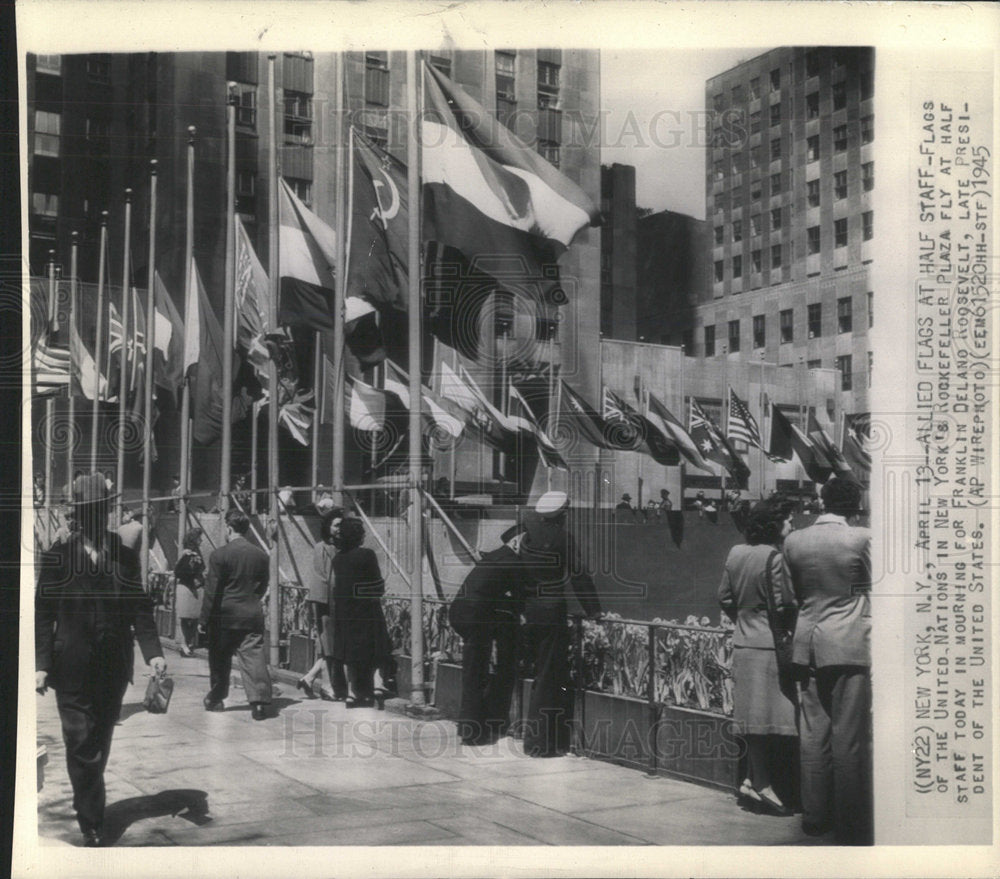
[508,383,567,470]
[235,215,272,377]
[646,392,711,472]
[603,386,679,465]
[439,360,515,452]
[729,387,784,463]
[808,412,856,480]
[384,359,466,440]
[842,413,872,481]
[690,397,751,488]
[347,375,387,431]
[32,332,70,396]
[277,178,337,331]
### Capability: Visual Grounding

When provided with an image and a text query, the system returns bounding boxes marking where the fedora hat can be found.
[68,472,119,506]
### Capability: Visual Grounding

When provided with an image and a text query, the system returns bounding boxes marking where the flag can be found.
[32,332,70,396]
[70,315,106,401]
[235,216,272,377]
[808,412,856,480]
[68,282,113,402]
[558,380,620,451]
[186,260,227,445]
[770,405,832,484]
[422,62,600,301]
[277,178,337,330]
[508,383,567,470]
[439,360,515,452]
[842,413,872,479]
[646,392,711,471]
[153,272,184,401]
[730,387,785,463]
[766,401,794,462]
[385,359,466,441]
[344,296,386,367]
[347,375,387,431]
[257,386,315,446]
[603,386,680,465]
[690,398,750,488]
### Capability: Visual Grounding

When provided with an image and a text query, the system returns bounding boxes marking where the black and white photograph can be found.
[11,2,999,877]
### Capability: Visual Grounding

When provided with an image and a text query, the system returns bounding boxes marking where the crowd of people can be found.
[718,477,873,845]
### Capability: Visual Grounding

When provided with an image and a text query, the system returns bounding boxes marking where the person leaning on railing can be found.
[718,498,798,817]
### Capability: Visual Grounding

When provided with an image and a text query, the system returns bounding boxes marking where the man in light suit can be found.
[782,477,872,844]
[198,508,272,720]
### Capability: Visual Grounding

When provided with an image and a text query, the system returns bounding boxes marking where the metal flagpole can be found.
[220,83,237,528]
[311,334,321,496]
[140,161,158,590]
[115,190,133,523]
[68,232,78,495]
[449,346,457,499]
[266,55,281,667]
[331,55,347,505]
[251,400,259,514]
[406,50,427,708]
[44,253,56,538]
[91,214,108,471]
[178,131,195,549]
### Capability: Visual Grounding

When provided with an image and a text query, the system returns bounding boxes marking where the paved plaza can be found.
[34,644,819,847]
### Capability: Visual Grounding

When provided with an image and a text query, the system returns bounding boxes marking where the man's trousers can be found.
[522,622,572,757]
[206,627,272,705]
[457,620,517,744]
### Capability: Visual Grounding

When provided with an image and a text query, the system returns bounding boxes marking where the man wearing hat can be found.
[613,492,636,521]
[35,472,166,847]
[519,490,602,757]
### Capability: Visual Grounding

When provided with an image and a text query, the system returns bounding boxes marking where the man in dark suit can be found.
[35,473,166,847]
[198,508,272,719]
[449,532,531,746]
[783,476,872,844]
[519,491,602,757]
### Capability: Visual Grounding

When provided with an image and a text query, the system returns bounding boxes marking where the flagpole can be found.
[406,50,427,709]
[138,162,158,591]
[311,333,321,495]
[91,214,108,471]
[449,346,457,499]
[115,189,133,523]
[498,326,509,490]
[178,131,195,549]
[251,401,259,514]
[67,232,78,495]
[266,54,281,667]
[220,82,237,526]
[44,253,56,531]
[331,53,347,504]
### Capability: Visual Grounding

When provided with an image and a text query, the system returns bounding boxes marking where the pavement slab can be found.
[33,643,813,848]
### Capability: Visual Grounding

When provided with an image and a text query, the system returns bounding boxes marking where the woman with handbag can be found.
[174,527,206,657]
[718,499,798,817]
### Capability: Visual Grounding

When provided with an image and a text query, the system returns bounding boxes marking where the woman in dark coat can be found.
[174,527,206,657]
[329,517,392,708]
[718,500,798,816]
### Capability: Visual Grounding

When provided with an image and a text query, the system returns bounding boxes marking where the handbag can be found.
[762,549,795,675]
[142,674,174,714]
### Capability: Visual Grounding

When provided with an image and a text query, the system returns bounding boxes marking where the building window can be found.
[770,137,781,161]
[867,351,873,387]
[34,110,61,157]
[732,187,743,209]
[751,249,762,273]
[495,50,517,126]
[832,81,847,111]
[538,60,560,91]
[862,161,874,192]
[834,124,848,152]
[837,354,853,391]
[750,181,762,202]
[806,92,820,120]
[771,243,782,268]
[862,210,874,240]
[732,254,742,278]
[860,70,874,101]
[731,84,744,104]
[728,319,741,353]
[234,82,257,129]
[749,111,761,134]
[714,225,724,245]
[86,54,111,83]
[868,290,874,327]
[806,135,820,162]
[834,217,848,248]
[807,359,822,370]
[732,219,742,242]
[365,52,390,106]
[749,77,760,100]
[807,225,821,255]
[808,303,822,338]
[538,140,560,167]
[730,152,742,175]
[713,158,724,180]
[753,314,766,348]
[834,170,848,200]
[284,91,313,143]
[236,170,257,214]
[770,67,781,91]
[807,179,821,208]
[770,171,781,194]
[712,93,725,113]
[779,308,793,343]
[285,177,312,205]
[714,192,726,212]
[805,49,821,78]
[770,102,781,127]
[750,213,761,236]
[838,296,853,333]
[861,115,874,144]
[36,54,61,75]
[85,117,110,143]
[714,260,724,283]
[32,191,59,217]
[750,145,761,169]
[770,206,782,230]
[704,324,716,356]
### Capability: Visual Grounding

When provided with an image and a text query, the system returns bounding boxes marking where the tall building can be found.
[599,163,637,340]
[689,47,874,416]
[26,49,602,495]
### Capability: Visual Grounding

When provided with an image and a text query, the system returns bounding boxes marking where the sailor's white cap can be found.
[534,490,568,517]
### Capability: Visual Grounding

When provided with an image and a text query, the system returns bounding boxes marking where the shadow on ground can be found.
[103,789,211,845]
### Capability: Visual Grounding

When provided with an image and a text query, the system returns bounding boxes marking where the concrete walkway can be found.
[35,645,820,847]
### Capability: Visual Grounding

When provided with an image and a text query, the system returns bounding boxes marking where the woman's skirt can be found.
[174,581,202,621]
[732,646,797,735]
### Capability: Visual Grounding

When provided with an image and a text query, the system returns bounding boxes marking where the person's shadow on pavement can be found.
[103,789,211,845]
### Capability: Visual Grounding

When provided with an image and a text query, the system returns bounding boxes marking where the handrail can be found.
[419,487,482,563]
[344,491,412,589]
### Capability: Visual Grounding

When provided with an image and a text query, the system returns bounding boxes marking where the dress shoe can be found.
[754,788,792,817]
[203,699,225,712]
[251,703,269,721]
[81,828,103,847]
[737,780,763,812]
[296,678,316,699]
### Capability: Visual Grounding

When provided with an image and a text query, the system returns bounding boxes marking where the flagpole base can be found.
[403,701,441,720]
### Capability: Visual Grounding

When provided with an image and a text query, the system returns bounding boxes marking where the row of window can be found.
[495,50,563,166]
[712,109,874,156]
